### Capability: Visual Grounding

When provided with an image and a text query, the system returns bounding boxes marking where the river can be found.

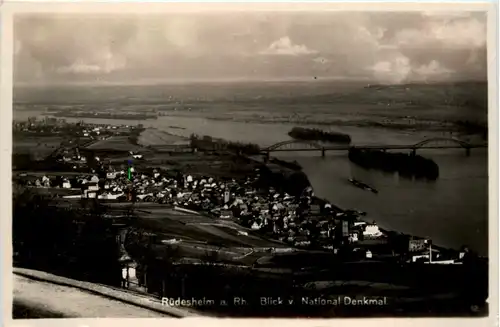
[14,110,488,255]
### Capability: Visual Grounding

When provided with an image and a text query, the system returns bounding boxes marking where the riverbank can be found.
[296,149,487,256]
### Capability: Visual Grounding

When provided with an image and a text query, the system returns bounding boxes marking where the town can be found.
[12,117,488,316]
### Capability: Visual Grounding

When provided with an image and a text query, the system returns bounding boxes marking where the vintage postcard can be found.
[1,1,497,326]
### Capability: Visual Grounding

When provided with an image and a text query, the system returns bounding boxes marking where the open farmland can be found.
[138,128,189,147]
[13,135,63,159]
[110,203,285,249]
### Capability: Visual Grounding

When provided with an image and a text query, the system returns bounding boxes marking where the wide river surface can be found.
[15,110,488,256]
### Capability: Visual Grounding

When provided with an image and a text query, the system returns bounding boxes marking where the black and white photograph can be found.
[8,3,495,320]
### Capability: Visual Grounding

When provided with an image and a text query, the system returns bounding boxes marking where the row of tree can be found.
[189,134,261,155]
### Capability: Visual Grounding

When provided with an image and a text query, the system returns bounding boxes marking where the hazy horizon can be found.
[13,77,489,89]
[14,11,487,86]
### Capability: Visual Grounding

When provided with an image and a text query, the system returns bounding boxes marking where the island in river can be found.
[288,127,351,144]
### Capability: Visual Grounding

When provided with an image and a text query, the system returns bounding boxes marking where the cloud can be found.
[413,60,453,77]
[392,16,486,49]
[355,26,386,50]
[369,53,454,84]
[358,13,485,83]
[57,53,127,74]
[313,57,329,64]
[57,61,102,74]
[370,53,412,84]
[378,44,399,50]
[260,36,318,56]
[13,12,486,84]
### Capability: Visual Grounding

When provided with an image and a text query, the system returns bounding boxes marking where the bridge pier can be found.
[411,149,416,156]
[321,148,325,158]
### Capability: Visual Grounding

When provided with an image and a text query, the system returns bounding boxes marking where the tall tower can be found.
[127,159,134,180]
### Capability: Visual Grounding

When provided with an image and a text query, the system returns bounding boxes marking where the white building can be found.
[87,182,99,192]
[98,192,124,200]
[411,254,430,262]
[424,260,460,265]
[363,224,383,238]
[83,189,97,199]
[107,172,117,179]
[63,194,82,199]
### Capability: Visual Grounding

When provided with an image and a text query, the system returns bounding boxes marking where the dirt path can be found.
[12,268,199,318]
[13,275,168,318]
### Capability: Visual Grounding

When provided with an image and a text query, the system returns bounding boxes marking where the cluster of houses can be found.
[19,164,394,254]
[14,117,135,140]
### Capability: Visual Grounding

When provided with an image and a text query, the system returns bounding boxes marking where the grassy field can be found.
[138,128,189,147]
[85,136,144,152]
[13,135,64,158]
[128,151,260,178]
[111,203,284,250]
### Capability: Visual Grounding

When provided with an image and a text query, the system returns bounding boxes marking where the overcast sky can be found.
[14,11,487,85]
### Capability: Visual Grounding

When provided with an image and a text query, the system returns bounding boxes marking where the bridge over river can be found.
[262,138,487,158]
